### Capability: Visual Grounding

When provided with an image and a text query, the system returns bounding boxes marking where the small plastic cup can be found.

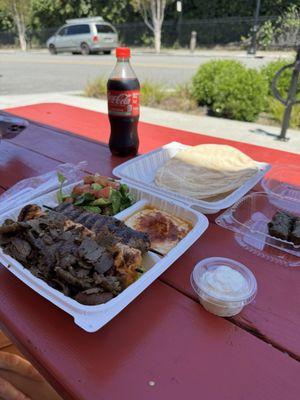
[191,257,257,317]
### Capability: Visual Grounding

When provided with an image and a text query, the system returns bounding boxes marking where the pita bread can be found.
[155,144,258,200]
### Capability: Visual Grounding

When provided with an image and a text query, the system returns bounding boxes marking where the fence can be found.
[0,16,299,50]
[116,17,273,48]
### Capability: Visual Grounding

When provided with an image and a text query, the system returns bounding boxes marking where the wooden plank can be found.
[160,223,300,360]
[0,141,60,189]
[2,122,128,178]
[0,268,299,400]
[4,106,300,166]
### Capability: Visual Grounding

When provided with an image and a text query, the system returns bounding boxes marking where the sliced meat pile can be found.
[54,202,151,252]
[0,205,149,306]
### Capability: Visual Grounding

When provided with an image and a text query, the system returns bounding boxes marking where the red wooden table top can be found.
[1,104,300,399]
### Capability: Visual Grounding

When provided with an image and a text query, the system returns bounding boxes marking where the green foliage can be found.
[84,76,107,98]
[140,80,167,106]
[140,33,154,47]
[84,77,168,107]
[192,60,245,106]
[29,0,138,30]
[165,0,300,19]
[268,97,300,128]
[0,8,13,31]
[56,172,67,203]
[160,83,198,112]
[250,4,300,50]
[257,20,276,49]
[192,60,268,122]
[261,59,300,102]
[212,68,268,122]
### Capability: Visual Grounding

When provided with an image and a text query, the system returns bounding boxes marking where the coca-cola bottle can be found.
[107,47,140,156]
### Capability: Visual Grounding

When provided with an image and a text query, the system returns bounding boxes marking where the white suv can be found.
[46,17,118,55]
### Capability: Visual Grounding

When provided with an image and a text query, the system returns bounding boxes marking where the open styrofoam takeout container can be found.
[0,180,209,332]
[113,142,271,214]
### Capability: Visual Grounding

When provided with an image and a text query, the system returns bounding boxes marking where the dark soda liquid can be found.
[107,78,140,157]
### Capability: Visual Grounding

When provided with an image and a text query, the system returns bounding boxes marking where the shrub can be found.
[140,80,167,107]
[261,59,296,98]
[84,76,107,98]
[192,60,245,106]
[213,67,268,122]
[192,60,268,122]
[268,97,300,128]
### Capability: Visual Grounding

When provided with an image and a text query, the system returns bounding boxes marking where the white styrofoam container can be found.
[113,142,271,214]
[0,181,209,332]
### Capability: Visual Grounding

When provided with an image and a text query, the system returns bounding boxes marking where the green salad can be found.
[57,173,135,216]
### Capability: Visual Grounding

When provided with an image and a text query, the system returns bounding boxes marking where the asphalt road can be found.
[0,50,277,95]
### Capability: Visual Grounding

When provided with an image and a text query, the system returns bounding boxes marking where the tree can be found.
[29,0,137,30]
[131,0,174,53]
[0,0,31,50]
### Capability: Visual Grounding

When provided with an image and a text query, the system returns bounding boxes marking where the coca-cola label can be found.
[108,90,140,117]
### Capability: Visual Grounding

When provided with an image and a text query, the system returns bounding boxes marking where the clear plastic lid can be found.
[261,164,300,204]
[191,257,257,305]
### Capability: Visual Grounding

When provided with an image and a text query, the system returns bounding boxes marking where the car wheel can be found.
[80,43,90,55]
[49,44,57,55]
[103,50,111,55]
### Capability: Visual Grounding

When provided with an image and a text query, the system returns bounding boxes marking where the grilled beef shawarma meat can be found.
[0,207,143,305]
[54,202,151,253]
[18,204,44,222]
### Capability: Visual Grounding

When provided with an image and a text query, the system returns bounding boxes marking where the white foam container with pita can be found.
[0,181,208,332]
[113,142,271,214]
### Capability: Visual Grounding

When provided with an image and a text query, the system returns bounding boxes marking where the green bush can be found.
[261,59,296,98]
[268,97,300,128]
[192,60,268,122]
[192,60,245,106]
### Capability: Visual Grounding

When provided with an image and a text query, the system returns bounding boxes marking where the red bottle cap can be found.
[116,47,131,58]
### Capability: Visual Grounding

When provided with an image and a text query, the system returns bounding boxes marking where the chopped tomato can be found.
[94,175,110,186]
[83,175,95,184]
[106,181,120,189]
[63,197,74,203]
[92,186,111,199]
[72,184,91,195]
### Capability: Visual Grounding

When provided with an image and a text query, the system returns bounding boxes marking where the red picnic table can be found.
[0,104,300,400]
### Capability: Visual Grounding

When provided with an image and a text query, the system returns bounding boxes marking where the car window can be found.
[67,24,90,35]
[96,24,115,34]
[57,27,67,36]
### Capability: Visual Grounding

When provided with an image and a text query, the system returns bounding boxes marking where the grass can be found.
[140,80,168,106]
[268,97,300,128]
[83,75,300,130]
[84,76,107,98]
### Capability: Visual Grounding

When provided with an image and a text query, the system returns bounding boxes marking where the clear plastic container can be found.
[261,164,300,214]
[191,257,257,317]
[216,192,300,267]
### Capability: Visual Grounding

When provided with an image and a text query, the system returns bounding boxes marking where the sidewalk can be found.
[1,91,299,154]
[0,47,295,60]
[132,47,296,60]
